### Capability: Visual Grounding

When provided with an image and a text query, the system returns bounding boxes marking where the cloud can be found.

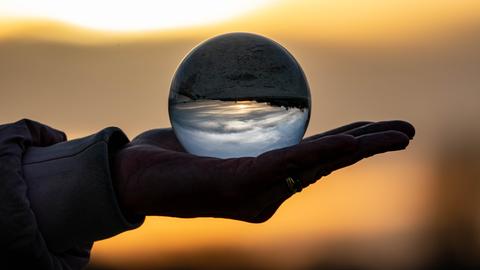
[170,100,308,158]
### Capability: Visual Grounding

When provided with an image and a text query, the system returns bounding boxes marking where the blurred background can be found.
[1,0,479,269]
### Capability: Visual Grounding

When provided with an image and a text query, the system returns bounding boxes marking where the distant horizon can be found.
[169,94,310,110]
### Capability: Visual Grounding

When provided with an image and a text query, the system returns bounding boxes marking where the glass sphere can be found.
[169,33,311,158]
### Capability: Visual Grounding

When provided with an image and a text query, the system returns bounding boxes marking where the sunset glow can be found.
[0,0,479,269]
[0,0,274,31]
[0,0,479,44]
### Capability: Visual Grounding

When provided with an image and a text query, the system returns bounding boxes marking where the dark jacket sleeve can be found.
[0,119,114,269]
[22,127,145,253]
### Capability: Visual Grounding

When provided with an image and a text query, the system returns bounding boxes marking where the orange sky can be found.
[1,1,479,268]
[1,0,480,44]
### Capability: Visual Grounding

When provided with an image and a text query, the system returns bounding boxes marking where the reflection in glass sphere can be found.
[169,33,311,158]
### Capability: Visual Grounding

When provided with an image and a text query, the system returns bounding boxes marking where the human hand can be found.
[0,119,92,269]
[114,120,414,223]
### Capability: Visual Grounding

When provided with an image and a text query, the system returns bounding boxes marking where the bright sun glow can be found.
[0,0,274,31]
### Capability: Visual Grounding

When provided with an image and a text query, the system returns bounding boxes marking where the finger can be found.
[356,130,411,156]
[263,130,411,204]
[254,134,357,186]
[344,120,415,139]
[301,121,372,143]
[131,128,173,144]
[20,119,67,147]
[306,130,411,183]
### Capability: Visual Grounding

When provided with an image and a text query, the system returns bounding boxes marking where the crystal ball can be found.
[169,32,311,158]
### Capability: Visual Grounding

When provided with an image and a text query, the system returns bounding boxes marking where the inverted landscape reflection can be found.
[170,99,309,158]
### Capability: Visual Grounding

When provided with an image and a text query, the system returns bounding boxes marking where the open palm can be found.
[114,120,414,223]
